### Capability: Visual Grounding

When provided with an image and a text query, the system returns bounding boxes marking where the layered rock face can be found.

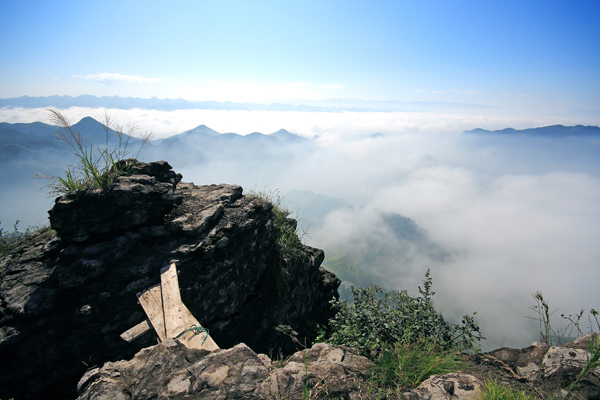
[0,160,339,400]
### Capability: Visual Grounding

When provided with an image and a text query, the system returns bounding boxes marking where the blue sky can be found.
[1,0,599,115]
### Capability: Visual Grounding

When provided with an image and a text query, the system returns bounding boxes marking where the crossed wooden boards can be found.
[120,263,219,351]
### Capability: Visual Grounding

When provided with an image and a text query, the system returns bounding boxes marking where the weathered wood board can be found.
[122,263,219,351]
[120,319,152,342]
[160,263,187,339]
[137,284,167,342]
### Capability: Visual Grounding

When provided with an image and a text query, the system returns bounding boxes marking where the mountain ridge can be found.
[464,124,600,137]
[0,94,506,113]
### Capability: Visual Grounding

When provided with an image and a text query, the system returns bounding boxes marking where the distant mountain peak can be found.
[272,128,307,141]
[180,125,220,137]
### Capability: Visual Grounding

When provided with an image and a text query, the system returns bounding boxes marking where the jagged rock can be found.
[261,342,374,399]
[403,372,482,400]
[0,160,340,400]
[48,160,180,243]
[474,334,600,400]
[76,340,373,400]
[75,334,600,400]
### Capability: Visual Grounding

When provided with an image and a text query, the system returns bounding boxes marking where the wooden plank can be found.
[160,263,219,351]
[137,284,167,341]
[160,263,187,339]
[178,302,220,351]
[120,319,152,342]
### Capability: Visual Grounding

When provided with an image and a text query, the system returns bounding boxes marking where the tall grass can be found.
[372,338,466,389]
[474,380,538,400]
[38,109,153,197]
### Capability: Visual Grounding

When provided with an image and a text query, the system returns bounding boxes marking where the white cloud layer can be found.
[1,106,599,350]
[2,107,598,140]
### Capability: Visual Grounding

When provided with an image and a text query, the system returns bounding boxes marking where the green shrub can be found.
[322,270,483,355]
[39,109,153,196]
[317,271,483,390]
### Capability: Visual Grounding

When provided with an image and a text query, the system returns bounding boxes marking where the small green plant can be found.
[526,293,600,399]
[563,332,600,400]
[0,220,49,258]
[303,349,310,400]
[248,189,307,297]
[527,291,600,346]
[474,379,538,400]
[0,220,22,258]
[39,109,153,196]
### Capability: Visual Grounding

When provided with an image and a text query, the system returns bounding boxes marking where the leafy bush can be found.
[318,270,483,390]
[323,270,483,355]
[39,109,153,196]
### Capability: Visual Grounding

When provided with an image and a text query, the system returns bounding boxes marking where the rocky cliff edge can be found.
[0,160,340,400]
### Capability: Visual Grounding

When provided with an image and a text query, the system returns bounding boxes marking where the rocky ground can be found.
[76,334,600,400]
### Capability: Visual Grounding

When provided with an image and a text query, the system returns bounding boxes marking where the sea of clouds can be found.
[2,106,599,350]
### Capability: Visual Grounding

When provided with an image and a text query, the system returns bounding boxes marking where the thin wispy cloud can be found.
[72,73,160,83]
[321,84,344,89]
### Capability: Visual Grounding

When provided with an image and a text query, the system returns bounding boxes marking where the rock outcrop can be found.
[76,341,374,400]
[471,334,600,400]
[0,160,340,400]
[74,334,600,400]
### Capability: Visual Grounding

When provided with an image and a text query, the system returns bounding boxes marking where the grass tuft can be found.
[474,380,538,400]
[38,109,153,197]
[371,338,465,389]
